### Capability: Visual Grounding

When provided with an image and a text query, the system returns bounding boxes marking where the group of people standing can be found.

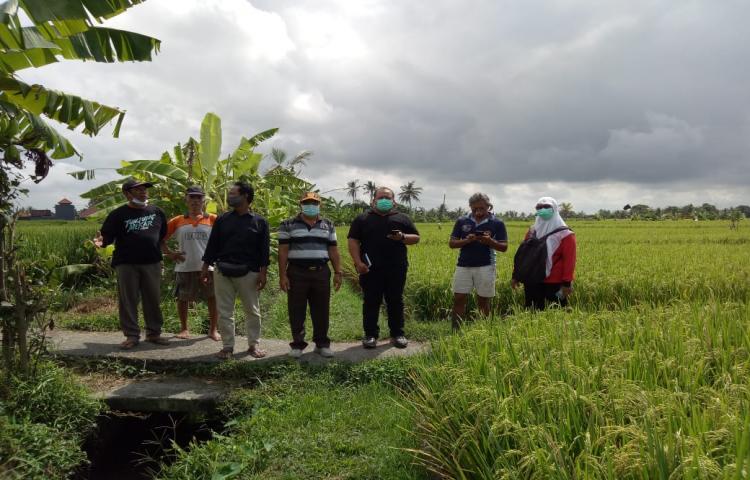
[95,179,576,359]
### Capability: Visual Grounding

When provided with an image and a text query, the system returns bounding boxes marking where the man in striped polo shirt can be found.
[278,192,343,358]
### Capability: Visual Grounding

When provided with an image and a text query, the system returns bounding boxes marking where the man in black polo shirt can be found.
[94,178,170,350]
[347,187,420,349]
[201,181,270,360]
[278,192,343,358]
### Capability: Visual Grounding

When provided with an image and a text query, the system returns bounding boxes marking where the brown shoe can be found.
[145,335,170,346]
[119,339,139,350]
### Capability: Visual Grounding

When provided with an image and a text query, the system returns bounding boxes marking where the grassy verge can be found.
[0,361,104,479]
[158,360,426,479]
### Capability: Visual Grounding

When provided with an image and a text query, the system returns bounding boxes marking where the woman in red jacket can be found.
[511,197,576,309]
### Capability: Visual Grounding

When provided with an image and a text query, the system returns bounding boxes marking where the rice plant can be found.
[403,302,750,479]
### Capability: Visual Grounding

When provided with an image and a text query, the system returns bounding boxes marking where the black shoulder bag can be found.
[513,227,570,285]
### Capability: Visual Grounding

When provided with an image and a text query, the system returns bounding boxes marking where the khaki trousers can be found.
[213,270,261,351]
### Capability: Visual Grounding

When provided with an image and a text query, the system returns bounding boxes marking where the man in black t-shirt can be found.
[94,179,169,350]
[347,187,420,349]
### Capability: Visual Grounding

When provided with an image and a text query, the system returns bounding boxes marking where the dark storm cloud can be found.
[19,0,750,211]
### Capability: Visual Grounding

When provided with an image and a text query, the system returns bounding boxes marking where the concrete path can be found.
[49,330,428,412]
[48,329,428,366]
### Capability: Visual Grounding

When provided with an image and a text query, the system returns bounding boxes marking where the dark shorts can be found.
[175,271,214,302]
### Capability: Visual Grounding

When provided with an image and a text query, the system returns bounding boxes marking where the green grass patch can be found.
[159,360,425,479]
[0,361,104,479]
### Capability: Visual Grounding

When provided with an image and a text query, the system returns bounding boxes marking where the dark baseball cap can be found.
[186,185,206,196]
[122,178,154,191]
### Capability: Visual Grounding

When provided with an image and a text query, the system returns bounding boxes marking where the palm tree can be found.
[268,148,313,174]
[346,180,360,203]
[559,202,574,218]
[363,181,378,201]
[288,150,313,173]
[398,181,422,210]
[270,147,287,167]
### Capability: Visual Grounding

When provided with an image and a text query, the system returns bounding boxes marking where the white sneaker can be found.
[314,347,334,358]
[289,348,303,358]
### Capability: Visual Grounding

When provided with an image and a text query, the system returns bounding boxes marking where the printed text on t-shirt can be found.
[124,214,156,233]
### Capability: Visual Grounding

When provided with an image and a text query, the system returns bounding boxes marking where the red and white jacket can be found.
[521,229,577,286]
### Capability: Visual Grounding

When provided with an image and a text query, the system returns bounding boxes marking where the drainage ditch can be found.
[73,410,223,480]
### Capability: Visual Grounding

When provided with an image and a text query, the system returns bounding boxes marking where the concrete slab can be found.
[95,377,228,412]
[48,329,428,366]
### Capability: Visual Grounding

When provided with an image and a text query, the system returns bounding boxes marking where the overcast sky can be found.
[20,0,750,214]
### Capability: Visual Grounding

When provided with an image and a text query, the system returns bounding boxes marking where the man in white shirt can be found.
[163,186,219,340]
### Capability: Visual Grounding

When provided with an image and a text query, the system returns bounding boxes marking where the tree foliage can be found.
[0,0,159,378]
[0,0,160,210]
[398,180,422,210]
[74,113,313,228]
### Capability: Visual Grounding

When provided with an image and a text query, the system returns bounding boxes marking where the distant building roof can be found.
[58,198,73,205]
[79,207,98,219]
[29,209,52,217]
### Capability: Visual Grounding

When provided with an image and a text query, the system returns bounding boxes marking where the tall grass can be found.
[403,302,750,478]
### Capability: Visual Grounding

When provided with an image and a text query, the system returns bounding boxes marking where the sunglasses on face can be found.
[535,204,553,210]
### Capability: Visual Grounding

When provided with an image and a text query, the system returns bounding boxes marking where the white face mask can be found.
[130,198,148,207]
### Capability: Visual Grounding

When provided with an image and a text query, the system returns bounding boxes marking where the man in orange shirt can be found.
[163,186,220,340]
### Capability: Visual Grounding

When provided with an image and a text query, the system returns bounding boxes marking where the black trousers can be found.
[523,282,567,310]
[359,264,407,338]
[287,264,331,349]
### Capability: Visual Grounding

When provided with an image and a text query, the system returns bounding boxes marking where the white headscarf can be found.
[531,196,572,277]
[532,197,567,238]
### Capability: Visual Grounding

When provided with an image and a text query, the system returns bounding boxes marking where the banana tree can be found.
[1,0,159,376]
[0,0,160,210]
[73,112,313,227]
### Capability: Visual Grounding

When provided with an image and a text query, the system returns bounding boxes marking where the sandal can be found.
[119,339,139,350]
[215,349,233,360]
[247,346,267,359]
[145,335,170,345]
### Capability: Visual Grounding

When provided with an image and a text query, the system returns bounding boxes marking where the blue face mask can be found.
[301,204,320,217]
[536,207,554,220]
[375,198,393,212]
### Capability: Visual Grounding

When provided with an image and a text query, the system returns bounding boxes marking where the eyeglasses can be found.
[535,204,553,210]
